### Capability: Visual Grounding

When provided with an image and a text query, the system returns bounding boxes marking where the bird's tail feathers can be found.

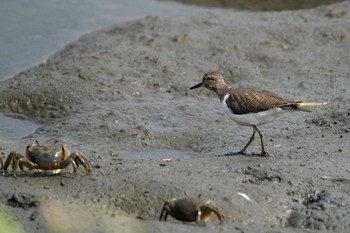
[297,102,328,107]
[281,101,327,112]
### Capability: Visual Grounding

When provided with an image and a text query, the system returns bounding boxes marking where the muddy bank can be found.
[0,1,350,233]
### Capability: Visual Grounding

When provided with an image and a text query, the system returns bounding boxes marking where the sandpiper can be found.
[190,72,327,156]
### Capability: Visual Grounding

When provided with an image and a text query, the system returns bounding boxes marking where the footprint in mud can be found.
[305,110,350,128]
[242,165,284,184]
[7,193,39,210]
[288,190,350,231]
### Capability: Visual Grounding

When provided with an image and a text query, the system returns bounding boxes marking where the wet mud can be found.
[0,1,350,233]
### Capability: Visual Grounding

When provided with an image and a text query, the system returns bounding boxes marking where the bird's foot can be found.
[224,150,246,156]
[259,151,270,157]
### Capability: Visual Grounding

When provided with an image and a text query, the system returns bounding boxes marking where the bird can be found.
[190,72,327,156]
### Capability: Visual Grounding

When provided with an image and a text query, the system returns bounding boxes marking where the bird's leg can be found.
[0,157,4,174]
[238,127,256,154]
[253,125,270,157]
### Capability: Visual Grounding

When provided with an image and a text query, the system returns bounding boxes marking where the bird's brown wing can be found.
[226,88,306,115]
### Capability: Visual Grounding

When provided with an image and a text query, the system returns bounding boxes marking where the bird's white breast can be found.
[222,93,287,126]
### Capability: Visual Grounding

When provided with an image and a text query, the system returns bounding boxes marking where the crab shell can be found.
[159,197,225,224]
[26,142,69,171]
[2,140,92,178]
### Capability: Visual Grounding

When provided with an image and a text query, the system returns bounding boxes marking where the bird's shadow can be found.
[217,152,270,157]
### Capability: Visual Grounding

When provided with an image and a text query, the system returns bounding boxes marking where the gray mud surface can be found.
[0,2,350,233]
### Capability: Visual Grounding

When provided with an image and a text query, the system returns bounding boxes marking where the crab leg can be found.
[70,152,93,175]
[4,151,21,177]
[4,151,37,178]
[201,204,225,224]
[159,202,169,221]
[57,158,78,176]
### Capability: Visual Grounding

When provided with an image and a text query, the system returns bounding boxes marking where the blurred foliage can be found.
[0,204,26,233]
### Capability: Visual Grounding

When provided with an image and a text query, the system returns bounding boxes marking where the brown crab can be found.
[2,140,93,178]
[159,197,225,224]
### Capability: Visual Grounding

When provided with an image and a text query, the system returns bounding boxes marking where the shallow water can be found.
[0,0,203,82]
[125,150,191,160]
[0,113,39,139]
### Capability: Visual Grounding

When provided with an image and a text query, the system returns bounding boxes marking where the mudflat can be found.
[0,2,349,233]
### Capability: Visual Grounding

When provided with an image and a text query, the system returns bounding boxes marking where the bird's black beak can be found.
[190,81,203,90]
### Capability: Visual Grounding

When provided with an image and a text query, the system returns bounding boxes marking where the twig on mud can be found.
[237,192,252,201]
[320,176,350,183]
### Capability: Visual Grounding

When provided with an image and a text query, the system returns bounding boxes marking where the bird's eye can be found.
[202,77,207,82]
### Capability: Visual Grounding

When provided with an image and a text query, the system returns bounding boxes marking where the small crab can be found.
[2,140,93,178]
[159,196,225,224]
